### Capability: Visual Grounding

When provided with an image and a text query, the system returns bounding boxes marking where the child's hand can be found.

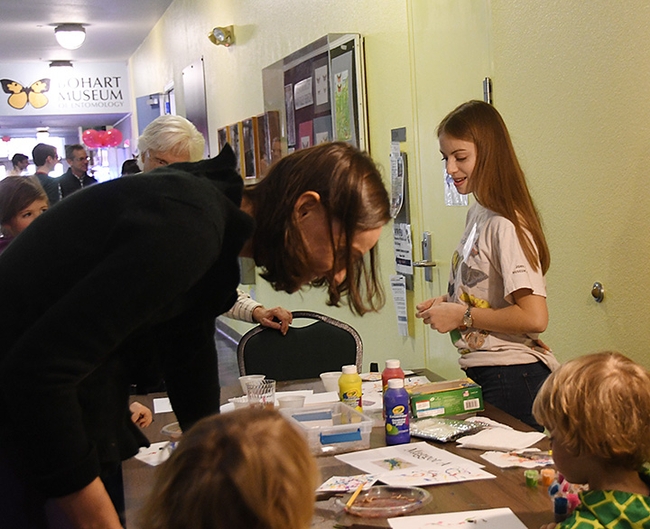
[130,401,153,428]
[539,523,557,529]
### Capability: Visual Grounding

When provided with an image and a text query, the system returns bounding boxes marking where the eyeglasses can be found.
[74,157,90,162]
[145,151,171,167]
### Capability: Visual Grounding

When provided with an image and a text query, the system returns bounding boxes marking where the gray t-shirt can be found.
[448,203,558,371]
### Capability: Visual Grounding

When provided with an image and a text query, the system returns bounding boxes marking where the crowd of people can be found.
[0,105,647,529]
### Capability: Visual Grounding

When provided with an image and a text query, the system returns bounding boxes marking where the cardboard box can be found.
[407,378,483,419]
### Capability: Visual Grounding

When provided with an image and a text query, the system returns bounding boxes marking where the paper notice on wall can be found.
[393,223,413,275]
[390,274,408,336]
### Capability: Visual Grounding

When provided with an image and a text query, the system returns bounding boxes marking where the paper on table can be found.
[480,450,553,468]
[456,428,546,451]
[153,397,173,414]
[134,441,173,466]
[388,507,528,529]
[336,442,494,487]
[316,474,379,492]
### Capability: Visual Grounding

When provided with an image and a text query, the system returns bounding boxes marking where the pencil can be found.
[345,483,365,508]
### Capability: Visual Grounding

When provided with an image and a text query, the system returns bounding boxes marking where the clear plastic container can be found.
[281,402,373,456]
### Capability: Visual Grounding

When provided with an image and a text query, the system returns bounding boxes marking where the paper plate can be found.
[343,486,432,517]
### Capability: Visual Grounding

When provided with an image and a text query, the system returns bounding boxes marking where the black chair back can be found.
[237,311,362,380]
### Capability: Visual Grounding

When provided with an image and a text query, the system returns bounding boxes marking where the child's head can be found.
[139,407,319,529]
[533,351,650,472]
[0,176,49,237]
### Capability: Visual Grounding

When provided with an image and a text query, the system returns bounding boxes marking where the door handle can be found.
[419,232,435,282]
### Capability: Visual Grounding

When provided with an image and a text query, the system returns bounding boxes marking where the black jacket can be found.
[58,168,98,198]
[0,145,254,498]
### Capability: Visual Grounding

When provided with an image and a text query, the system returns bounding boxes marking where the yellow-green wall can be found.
[129,0,650,373]
[130,0,425,371]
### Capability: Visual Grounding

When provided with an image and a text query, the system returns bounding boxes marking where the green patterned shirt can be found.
[558,467,650,528]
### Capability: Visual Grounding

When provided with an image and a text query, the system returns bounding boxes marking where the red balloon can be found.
[82,129,101,148]
[105,129,123,147]
[96,130,110,148]
[1,135,11,142]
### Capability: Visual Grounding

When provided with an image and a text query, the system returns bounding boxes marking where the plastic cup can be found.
[238,374,265,394]
[541,468,556,487]
[524,469,539,488]
[320,371,342,393]
[277,395,306,409]
[246,378,276,409]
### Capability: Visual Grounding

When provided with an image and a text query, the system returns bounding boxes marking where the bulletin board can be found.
[262,34,368,157]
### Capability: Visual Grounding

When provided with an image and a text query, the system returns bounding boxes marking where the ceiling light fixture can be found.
[208,25,234,47]
[49,60,73,68]
[55,23,86,50]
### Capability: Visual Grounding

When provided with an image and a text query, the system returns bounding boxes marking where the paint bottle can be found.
[384,378,411,445]
[339,364,363,412]
[381,359,405,392]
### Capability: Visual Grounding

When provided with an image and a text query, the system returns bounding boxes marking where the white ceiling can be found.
[0,0,174,139]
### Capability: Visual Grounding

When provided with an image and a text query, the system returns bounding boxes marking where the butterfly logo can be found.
[0,78,51,110]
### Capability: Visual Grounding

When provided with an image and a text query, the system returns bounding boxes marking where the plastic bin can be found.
[281,402,373,456]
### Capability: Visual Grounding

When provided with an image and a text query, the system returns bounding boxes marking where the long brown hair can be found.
[244,142,390,315]
[139,408,319,529]
[437,101,550,274]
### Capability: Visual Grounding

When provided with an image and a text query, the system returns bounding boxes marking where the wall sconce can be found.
[208,25,234,47]
[49,60,74,69]
[55,23,86,50]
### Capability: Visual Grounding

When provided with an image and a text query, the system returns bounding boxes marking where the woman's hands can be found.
[416,289,548,335]
[252,306,293,335]
[416,296,465,333]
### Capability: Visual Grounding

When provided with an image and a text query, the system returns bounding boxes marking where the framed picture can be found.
[227,123,240,173]
[241,118,256,179]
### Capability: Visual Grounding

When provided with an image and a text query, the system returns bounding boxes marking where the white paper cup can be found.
[320,371,342,393]
[277,395,306,409]
[239,374,265,394]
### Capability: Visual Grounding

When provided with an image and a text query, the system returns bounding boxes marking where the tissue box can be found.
[408,378,483,419]
[281,402,373,456]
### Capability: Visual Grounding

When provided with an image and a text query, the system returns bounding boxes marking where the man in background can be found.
[59,144,97,198]
[7,153,29,176]
[31,143,61,205]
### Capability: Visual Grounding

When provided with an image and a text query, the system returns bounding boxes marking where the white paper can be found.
[314,65,329,106]
[456,428,546,451]
[390,142,404,218]
[390,274,408,336]
[480,450,553,469]
[134,441,174,466]
[294,77,314,109]
[336,442,494,487]
[393,223,413,275]
[388,507,527,529]
[153,397,172,414]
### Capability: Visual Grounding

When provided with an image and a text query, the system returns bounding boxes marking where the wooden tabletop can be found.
[124,370,555,528]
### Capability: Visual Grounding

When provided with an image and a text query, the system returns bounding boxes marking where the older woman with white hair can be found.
[137,114,206,172]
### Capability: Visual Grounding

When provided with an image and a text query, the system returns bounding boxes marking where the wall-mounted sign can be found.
[0,62,131,117]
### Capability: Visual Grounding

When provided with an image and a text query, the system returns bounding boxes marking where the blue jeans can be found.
[465,362,551,431]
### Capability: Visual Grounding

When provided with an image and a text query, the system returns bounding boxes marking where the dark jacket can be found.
[0,145,254,498]
[58,168,98,198]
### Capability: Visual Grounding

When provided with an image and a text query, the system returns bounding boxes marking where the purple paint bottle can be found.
[384,378,411,445]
